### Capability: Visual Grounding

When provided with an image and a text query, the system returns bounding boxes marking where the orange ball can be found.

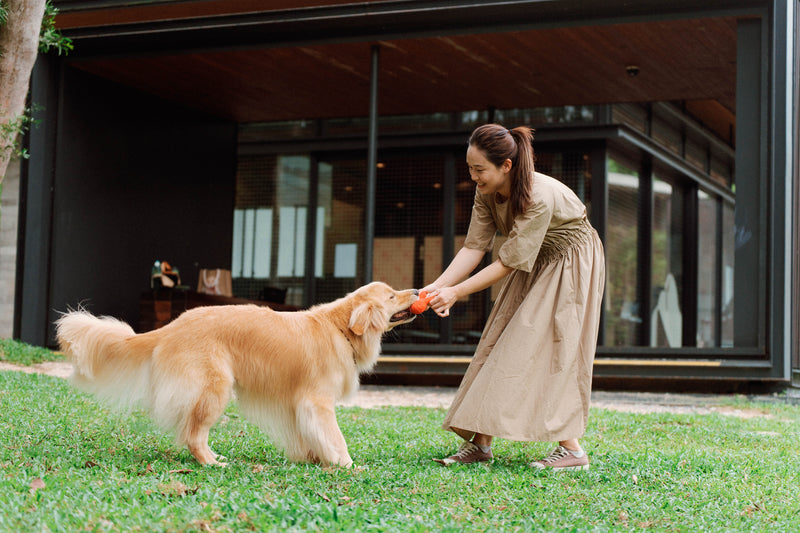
[410,291,434,314]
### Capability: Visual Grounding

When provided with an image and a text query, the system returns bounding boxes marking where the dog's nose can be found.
[413,289,419,296]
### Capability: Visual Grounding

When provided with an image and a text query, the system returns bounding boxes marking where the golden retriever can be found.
[55,282,419,467]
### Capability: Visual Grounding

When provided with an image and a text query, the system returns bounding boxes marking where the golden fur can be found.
[55,282,419,467]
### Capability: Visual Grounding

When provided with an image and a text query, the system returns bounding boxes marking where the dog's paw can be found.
[321,458,353,469]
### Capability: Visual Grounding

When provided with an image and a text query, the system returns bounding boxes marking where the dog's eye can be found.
[389,294,395,299]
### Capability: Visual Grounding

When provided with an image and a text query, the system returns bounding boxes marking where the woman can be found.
[425,124,605,471]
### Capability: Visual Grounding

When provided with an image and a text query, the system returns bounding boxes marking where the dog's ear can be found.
[349,302,387,336]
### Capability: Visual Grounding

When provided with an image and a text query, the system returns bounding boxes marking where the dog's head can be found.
[347,282,420,336]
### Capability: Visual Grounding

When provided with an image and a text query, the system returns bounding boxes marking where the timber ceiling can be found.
[57,3,739,143]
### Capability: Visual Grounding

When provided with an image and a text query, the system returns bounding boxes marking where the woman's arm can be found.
[423,247,485,292]
[429,257,513,317]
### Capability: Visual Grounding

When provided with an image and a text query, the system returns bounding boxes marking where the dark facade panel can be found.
[22,65,237,345]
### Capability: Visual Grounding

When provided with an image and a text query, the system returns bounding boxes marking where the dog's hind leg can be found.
[236,395,315,464]
[179,385,232,466]
[295,397,352,467]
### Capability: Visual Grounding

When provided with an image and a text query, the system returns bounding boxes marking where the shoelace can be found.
[452,441,479,459]
[541,446,571,464]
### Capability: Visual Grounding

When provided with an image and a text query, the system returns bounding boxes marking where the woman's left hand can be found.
[430,287,459,317]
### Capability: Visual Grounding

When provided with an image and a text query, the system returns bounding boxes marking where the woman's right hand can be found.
[421,283,439,294]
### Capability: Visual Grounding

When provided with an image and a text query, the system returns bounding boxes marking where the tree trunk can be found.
[0,0,46,183]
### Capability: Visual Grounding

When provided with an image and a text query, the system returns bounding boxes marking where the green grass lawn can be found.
[1,341,799,532]
[0,338,66,365]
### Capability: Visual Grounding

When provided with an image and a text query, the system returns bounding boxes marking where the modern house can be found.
[11,0,799,391]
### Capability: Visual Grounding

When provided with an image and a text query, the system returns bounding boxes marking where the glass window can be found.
[451,157,492,344]
[534,151,592,204]
[232,207,272,278]
[696,190,719,347]
[495,106,598,127]
[372,154,447,344]
[459,110,491,131]
[313,158,366,304]
[720,201,735,347]
[650,175,684,347]
[378,113,452,133]
[604,156,641,346]
[238,120,316,142]
[232,155,311,305]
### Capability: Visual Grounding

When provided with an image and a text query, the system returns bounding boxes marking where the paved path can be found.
[341,385,776,418]
[1,361,780,418]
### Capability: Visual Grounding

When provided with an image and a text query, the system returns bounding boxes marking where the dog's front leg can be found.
[296,398,353,467]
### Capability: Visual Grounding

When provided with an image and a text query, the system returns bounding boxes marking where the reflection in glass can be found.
[721,202,735,347]
[232,155,311,304]
[373,154,445,344]
[604,157,641,346]
[696,190,719,347]
[314,159,366,304]
[650,176,683,347]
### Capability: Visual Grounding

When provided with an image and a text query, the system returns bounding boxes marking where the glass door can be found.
[312,158,367,304]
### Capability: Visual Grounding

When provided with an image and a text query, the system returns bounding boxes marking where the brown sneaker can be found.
[433,440,493,466]
[530,445,589,471]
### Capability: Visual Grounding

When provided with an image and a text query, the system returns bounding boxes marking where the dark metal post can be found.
[441,152,455,344]
[638,156,653,347]
[682,182,698,347]
[305,154,319,307]
[364,44,379,283]
[733,19,765,348]
[590,142,608,346]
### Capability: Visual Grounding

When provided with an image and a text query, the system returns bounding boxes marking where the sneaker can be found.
[530,445,589,471]
[433,440,493,466]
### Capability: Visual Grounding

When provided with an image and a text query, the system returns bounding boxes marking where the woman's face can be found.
[467,144,512,197]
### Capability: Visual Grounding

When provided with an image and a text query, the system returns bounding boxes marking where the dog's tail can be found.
[55,310,158,412]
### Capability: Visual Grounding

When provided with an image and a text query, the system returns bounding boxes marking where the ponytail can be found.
[508,127,535,220]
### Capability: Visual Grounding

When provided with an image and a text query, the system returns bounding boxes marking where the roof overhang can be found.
[54,0,757,138]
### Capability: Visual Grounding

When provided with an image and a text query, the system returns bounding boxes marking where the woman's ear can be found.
[502,158,513,173]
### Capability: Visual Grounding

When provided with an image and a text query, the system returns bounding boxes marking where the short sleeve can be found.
[498,199,551,272]
[463,190,497,252]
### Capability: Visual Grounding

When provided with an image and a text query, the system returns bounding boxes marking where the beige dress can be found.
[442,172,605,442]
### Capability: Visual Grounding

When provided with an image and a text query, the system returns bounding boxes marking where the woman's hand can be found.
[429,286,459,317]
[421,283,439,294]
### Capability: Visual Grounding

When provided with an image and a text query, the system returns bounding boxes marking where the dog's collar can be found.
[338,327,358,365]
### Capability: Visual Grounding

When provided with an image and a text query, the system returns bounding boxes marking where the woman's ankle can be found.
[559,439,581,452]
[472,434,493,449]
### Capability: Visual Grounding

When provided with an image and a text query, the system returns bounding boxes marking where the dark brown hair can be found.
[469,123,535,219]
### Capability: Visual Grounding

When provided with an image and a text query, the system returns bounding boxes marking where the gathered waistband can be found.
[536,218,597,265]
